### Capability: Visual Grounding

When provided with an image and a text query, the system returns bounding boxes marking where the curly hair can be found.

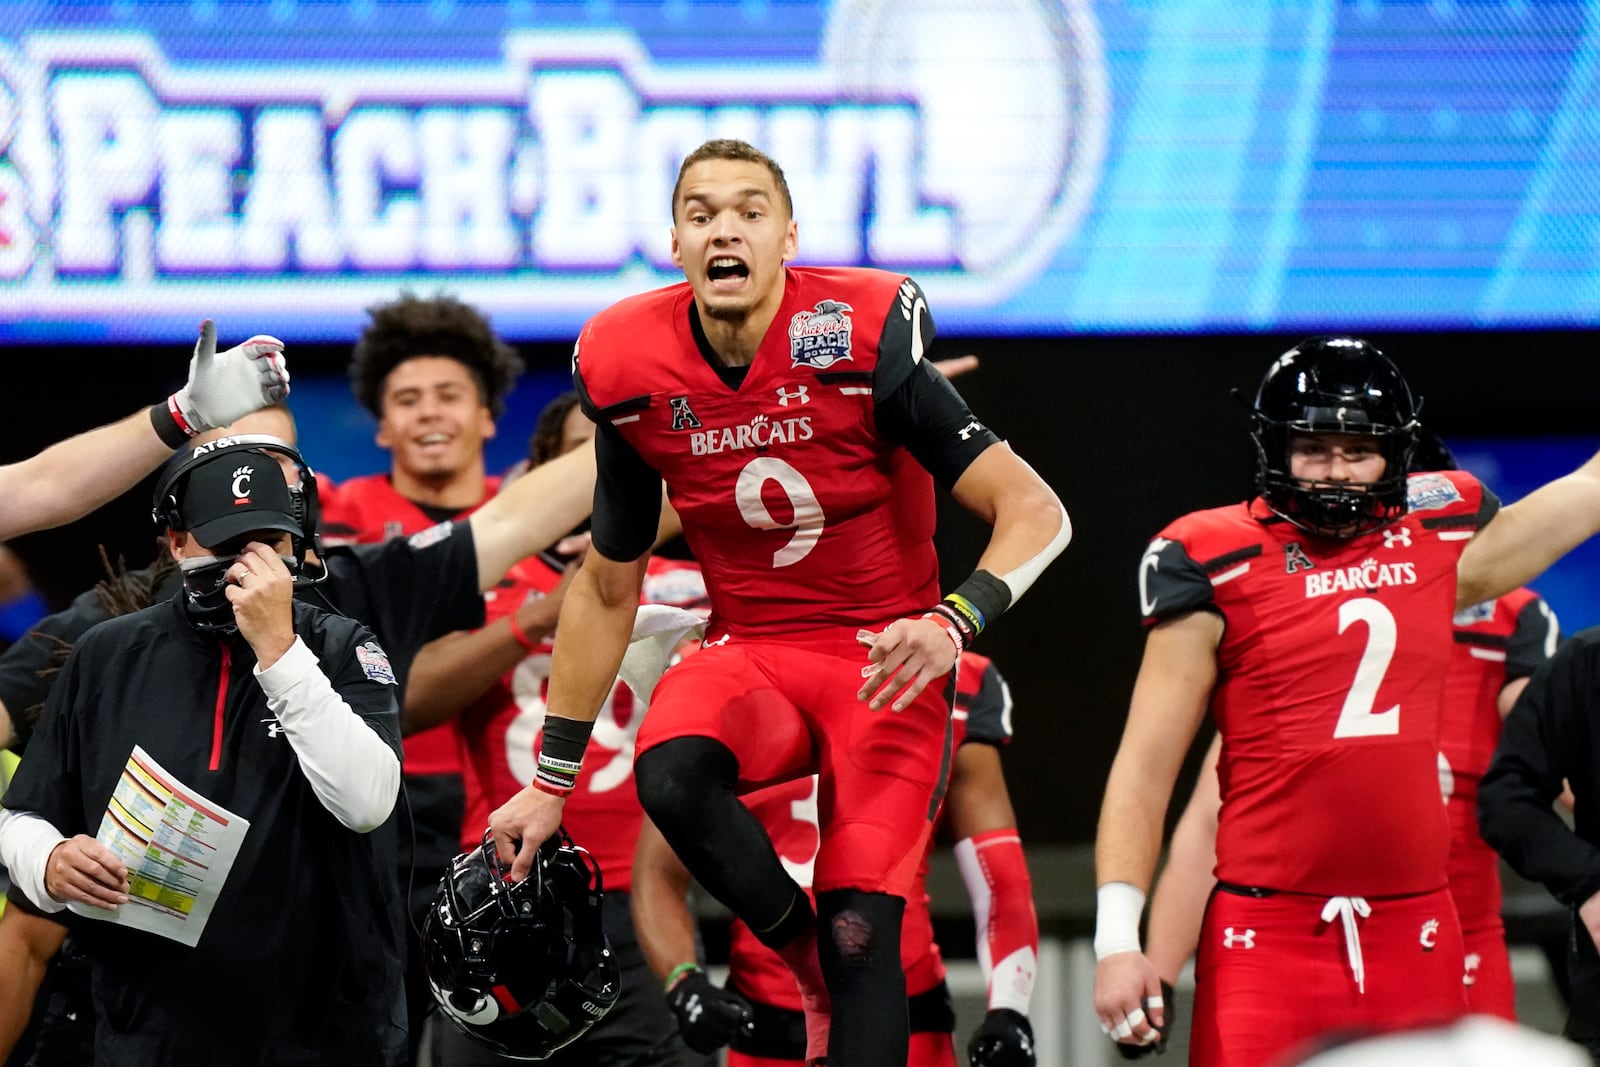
[527,392,585,468]
[349,293,524,419]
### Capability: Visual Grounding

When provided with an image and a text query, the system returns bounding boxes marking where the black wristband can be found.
[535,715,595,793]
[942,569,1013,641]
[149,399,191,449]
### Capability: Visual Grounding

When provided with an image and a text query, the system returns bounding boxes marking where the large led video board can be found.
[1,1,1597,341]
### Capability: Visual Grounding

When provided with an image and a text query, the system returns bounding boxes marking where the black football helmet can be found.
[1249,336,1420,540]
[423,832,619,1060]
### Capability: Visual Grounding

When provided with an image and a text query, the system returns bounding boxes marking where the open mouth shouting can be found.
[706,256,750,292]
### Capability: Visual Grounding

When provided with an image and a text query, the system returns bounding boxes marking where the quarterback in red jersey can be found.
[632,651,1040,1067]
[1093,337,1600,1067]
[489,139,1069,1067]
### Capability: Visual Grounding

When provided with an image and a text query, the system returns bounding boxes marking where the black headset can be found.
[153,434,326,581]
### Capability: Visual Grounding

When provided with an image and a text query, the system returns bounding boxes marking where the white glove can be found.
[170,320,290,434]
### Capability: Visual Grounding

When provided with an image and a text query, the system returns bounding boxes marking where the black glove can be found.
[666,967,755,1054]
[1113,979,1176,1060]
[968,1008,1036,1067]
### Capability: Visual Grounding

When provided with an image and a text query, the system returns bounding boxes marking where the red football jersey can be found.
[727,653,1011,1008]
[574,266,940,639]
[457,556,710,891]
[1441,588,1558,943]
[1440,588,1557,801]
[320,473,499,777]
[1141,471,1496,897]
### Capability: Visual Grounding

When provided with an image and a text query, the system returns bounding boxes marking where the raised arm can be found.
[467,440,597,592]
[0,324,289,541]
[1093,609,1222,1049]
[1457,453,1600,609]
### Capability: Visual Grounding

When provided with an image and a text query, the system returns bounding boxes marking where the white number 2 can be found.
[736,457,826,568]
[1332,599,1401,738]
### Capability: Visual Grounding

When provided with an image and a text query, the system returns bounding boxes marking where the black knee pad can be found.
[635,736,738,834]
[815,889,906,971]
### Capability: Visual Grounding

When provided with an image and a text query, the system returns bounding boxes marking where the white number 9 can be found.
[736,457,826,568]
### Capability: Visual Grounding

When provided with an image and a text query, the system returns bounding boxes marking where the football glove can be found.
[666,966,755,1054]
[170,320,290,434]
[968,1008,1036,1067]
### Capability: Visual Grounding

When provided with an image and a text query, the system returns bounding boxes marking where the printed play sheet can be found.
[68,745,249,947]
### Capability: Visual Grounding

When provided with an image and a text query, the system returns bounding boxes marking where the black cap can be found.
[172,450,300,549]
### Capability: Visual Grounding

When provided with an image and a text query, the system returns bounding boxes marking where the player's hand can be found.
[1094,951,1165,1049]
[1112,981,1175,1060]
[856,616,959,712]
[171,320,290,433]
[968,1007,1036,1066]
[488,784,567,882]
[666,966,755,1054]
[44,835,129,910]
[226,542,296,667]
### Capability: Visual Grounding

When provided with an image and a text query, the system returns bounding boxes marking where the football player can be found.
[1094,338,1600,1066]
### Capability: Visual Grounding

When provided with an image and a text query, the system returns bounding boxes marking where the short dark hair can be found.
[671,139,794,219]
[349,293,524,419]
[527,392,584,468]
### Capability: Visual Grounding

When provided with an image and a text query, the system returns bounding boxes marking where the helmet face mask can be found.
[423,835,619,1060]
[1249,337,1420,541]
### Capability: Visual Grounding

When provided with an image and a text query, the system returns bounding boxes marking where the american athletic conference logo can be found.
[789,300,854,369]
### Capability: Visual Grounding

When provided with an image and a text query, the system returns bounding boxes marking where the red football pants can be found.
[1450,830,1515,1020]
[728,1031,956,1067]
[637,629,953,897]
[1191,886,1468,1067]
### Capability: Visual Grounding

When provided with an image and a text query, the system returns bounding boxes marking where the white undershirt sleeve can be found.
[0,809,68,913]
[254,637,401,833]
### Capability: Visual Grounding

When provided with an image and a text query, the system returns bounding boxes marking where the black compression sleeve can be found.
[591,419,664,562]
[874,361,1001,491]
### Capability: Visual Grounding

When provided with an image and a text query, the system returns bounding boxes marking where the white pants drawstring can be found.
[1319,896,1372,994]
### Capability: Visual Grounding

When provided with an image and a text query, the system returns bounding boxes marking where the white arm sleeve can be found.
[254,637,401,833]
[995,484,1071,603]
[0,809,68,913]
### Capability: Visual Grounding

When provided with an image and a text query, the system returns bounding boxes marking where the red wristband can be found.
[507,611,540,652]
[531,777,573,798]
[920,611,965,654]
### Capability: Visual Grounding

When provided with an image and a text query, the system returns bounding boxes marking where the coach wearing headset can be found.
[0,440,407,1067]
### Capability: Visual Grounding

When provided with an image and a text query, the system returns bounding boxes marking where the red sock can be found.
[776,926,830,1062]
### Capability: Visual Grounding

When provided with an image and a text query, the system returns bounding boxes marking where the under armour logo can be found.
[704,633,731,648]
[1222,927,1256,949]
[670,396,703,431]
[1464,951,1480,985]
[1420,917,1439,950]
[957,420,983,441]
[684,993,704,1023]
[260,719,285,738]
[1382,527,1412,550]
[776,385,810,407]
